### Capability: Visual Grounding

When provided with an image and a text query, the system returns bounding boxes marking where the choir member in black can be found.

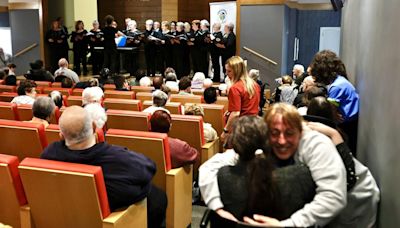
[153,21,165,74]
[170,21,177,33]
[144,19,156,76]
[102,15,119,75]
[218,22,236,75]
[161,21,173,70]
[46,20,68,73]
[170,22,187,79]
[210,22,224,82]
[190,20,201,74]
[88,20,104,75]
[198,20,211,77]
[124,17,132,33]
[70,20,88,76]
[124,20,142,76]
[56,17,69,61]
[183,22,192,76]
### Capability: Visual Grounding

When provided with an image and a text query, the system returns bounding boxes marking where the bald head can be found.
[59,106,94,147]
[58,58,68,68]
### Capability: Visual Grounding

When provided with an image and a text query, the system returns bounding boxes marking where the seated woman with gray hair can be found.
[184,104,217,142]
[82,86,104,106]
[27,96,56,128]
[143,90,170,114]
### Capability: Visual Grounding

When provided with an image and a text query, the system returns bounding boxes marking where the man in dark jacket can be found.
[41,106,167,228]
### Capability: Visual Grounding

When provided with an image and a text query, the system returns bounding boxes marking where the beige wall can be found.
[342,0,400,227]
[73,0,97,29]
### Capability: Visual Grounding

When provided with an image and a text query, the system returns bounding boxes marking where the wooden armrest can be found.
[20,205,32,228]
[201,138,220,164]
[102,198,147,228]
[166,165,193,228]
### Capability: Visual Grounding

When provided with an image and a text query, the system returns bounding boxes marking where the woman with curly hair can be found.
[309,50,360,154]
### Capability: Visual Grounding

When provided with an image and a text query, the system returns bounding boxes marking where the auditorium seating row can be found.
[0,124,193,227]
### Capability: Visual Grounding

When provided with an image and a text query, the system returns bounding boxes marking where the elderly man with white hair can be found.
[54,58,80,83]
[40,106,167,227]
[143,90,170,114]
[292,64,306,85]
[82,86,103,106]
[139,76,152,87]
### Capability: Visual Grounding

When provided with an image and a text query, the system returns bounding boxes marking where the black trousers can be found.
[191,47,201,74]
[73,48,87,75]
[145,45,156,76]
[339,116,359,157]
[172,46,185,79]
[91,49,103,75]
[147,184,168,228]
[210,50,221,82]
[49,47,64,74]
[103,48,118,74]
[199,49,209,77]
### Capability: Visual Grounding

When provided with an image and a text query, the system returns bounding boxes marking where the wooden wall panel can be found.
[178,0,230,22]
[97,0,161,30]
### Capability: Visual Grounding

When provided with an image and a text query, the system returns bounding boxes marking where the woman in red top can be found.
[222,56,260,140]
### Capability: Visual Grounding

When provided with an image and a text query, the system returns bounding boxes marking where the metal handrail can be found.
[243,46,278,66]
[14,43,38,58]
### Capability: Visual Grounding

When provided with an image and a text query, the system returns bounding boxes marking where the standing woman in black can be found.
[46,20,66,73]
[161,21,172,71]
[218,22,236,75]
[71,20,88,76]
[88,20,104,75]
[170,22,187,79]
[102,15,119,75]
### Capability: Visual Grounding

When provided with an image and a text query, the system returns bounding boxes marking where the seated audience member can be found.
[160,84,171,97]
[165,72,179,92]
[271,75,298,104]
[203,87,218,104]
[203,78,213,89]
[310,50,360,154]
[40,106,167,228]
[191,72,206,90]
[11,80,37,105]
[213,116,315,226]
[293,75,316,107]
[200,103,347,227]
[61,77,73,88]
[7,63,16,76]
[25,59,54,82]
[114,75,130,91]
[297,85,327,116]
[49,90,63,108]
[184,104,217,142]
[54,58,80,83]
[27,96,56,127]
[164,67,176,76]
[74,78,100,89]
[84,103,107,130]
[4,74,17,85]
[139,76,152,87]
[143,90,170,114]
[82,86,104,106]
[292,64,307,86]
[249,69,267,116]
[178,76,192,95]
[153,76,164,90]
[150,110,199,168]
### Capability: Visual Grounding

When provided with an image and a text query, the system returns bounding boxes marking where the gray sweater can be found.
[199,127,347,227]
